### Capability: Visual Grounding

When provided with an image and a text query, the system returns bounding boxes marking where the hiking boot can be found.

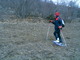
[54,38,59,42]
[54,40,59,43]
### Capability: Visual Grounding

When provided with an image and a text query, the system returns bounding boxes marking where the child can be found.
[49,12,65,44]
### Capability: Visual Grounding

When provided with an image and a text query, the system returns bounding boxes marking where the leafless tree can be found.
[0,0,80,20]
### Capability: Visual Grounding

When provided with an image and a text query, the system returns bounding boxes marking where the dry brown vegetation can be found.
[0,18,80,60]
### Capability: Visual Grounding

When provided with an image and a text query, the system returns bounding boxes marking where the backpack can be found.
[62,19,65,27]
[58,17,65,27]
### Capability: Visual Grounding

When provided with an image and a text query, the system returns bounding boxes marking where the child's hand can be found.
[49,20,53,22]
[58,26,62,29]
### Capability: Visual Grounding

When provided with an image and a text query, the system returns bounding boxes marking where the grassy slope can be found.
[0,19,80,60]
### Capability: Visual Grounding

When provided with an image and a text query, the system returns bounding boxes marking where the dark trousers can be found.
[54,29,62,43]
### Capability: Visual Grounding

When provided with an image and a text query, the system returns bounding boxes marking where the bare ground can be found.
[0,19,80,60]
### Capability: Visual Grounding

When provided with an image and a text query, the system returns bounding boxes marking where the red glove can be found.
[58,26,62,29]
[49,20,53,22]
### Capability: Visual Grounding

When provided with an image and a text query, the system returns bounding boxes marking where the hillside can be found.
[0,18,80,60]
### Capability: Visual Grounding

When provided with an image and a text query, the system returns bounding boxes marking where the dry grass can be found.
[0,19,80,60]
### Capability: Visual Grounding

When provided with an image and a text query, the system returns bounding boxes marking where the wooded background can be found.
[0,0,80,20]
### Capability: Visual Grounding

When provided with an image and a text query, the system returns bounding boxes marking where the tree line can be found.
[0,0,80,20]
